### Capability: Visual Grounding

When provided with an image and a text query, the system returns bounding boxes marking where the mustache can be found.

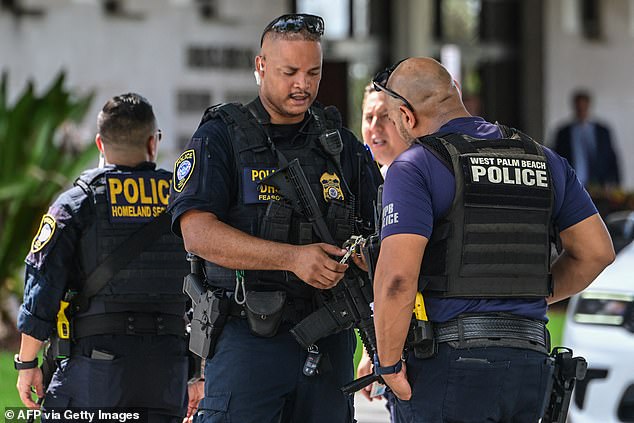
[289,91,311,99]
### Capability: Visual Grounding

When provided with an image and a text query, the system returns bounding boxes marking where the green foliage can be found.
[547,308,566,347]
[0,72,95,293]
[0,351,21,407]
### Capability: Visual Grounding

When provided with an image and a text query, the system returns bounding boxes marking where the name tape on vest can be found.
[106,172,170,222]
[466,157,549,188]
[243,167,280,204]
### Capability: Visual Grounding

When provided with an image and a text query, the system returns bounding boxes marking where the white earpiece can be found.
[254,70,261,86]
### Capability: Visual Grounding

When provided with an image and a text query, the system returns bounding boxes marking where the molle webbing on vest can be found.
[199,101,354,295]
[418,131,554,298]
[76,170,188,316]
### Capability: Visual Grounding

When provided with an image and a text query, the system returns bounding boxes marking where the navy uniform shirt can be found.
[18,162,169,341]
[168,103,382,241]
[381,117,598,322]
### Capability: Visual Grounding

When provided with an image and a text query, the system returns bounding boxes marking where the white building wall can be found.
[544,0,634,189]
[0,0,287,169]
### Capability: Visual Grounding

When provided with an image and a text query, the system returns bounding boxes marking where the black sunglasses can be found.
[260,14,325,46]
[372,58,414,112]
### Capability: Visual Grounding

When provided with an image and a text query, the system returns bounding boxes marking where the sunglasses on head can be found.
[260,14,325,46]
[372,58,414,112]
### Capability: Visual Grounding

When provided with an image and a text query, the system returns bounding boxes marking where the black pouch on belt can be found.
[245,291,287,337]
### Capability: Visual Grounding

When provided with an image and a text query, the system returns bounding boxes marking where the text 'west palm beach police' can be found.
[468,157,548,187]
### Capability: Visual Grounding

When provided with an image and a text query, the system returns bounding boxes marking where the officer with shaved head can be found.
[370,57,615,422]
[168,14,381,422]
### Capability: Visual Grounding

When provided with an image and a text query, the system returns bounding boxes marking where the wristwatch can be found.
[13,354,38,370]
[373,354,403,376]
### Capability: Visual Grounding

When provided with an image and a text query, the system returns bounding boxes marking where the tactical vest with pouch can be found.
[198,98,355,297]
[417,128,555,298]
[74,166,188,318]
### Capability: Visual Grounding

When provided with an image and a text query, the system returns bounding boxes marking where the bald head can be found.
[388,57,469,136]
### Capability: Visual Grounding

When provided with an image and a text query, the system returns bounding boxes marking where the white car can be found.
[562,230,634,423]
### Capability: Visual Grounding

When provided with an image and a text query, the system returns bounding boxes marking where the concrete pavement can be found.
[354,392,391,423]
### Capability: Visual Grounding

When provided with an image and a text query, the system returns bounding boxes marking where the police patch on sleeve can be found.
[30,214,56,253]
[173,149,195,193]
[320,172,344,201]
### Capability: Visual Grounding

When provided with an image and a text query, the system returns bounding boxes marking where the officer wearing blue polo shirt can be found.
[370,58,615,423]
[15,93,189,422]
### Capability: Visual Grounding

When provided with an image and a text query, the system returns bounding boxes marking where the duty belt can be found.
[434,314,550,353]
[73,312,186,338]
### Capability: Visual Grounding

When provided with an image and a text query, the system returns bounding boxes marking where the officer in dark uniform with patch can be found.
[168,14,382,423]
[370,57,616,423]
[16,93,189,422]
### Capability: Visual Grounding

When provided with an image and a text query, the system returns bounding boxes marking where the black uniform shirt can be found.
[18,162,166,341]
[168,105,382,239]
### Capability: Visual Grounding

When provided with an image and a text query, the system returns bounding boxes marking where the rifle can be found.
[542,347,587,423]
[261,159,378,389]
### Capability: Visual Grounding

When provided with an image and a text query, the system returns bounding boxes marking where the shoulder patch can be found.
[31,214,56,253]
[173,149,195,193]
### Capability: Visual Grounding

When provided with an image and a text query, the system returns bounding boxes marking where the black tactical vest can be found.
[75,166,188,317]
[197,99,354,296]
[417,129,555,298]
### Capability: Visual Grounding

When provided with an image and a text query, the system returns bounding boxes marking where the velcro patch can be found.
[31,214,56,253]
[243,167,280,204]
[173,149,195,193]
[106,172,170,222]
[464,156,550,188]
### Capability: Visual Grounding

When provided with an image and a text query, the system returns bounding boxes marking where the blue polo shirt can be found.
[381,117,598,322]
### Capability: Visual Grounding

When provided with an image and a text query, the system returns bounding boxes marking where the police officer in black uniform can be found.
[168,14,382,423]
[16,93,189,422]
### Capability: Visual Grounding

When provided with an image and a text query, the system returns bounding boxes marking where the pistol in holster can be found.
[184,253,230,359]
[542,347,587,423]
[407,292,436,359]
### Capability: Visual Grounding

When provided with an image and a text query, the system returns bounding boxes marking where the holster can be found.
[362,233,381,283]
[244,290,286,338]
[41,342,59,390]
[407,319,437,359]
[189,289,229,358]
[48,334,72,360]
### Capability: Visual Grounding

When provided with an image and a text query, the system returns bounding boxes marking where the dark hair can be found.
[97,93,156,148]
[572,89,591,104]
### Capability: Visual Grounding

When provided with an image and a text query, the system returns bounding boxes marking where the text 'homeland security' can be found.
[468,157,548,187]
